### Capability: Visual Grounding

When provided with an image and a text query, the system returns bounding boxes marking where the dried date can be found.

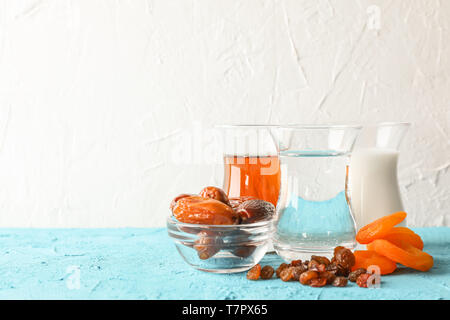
[170,193,194,211]
[236,199,275,224]
[193,230,223,260]
[199,186,230,206]
[173,196,239,225]
[228,196,257,210]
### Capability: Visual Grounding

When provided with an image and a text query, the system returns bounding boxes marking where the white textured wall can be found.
[0,0,448,227]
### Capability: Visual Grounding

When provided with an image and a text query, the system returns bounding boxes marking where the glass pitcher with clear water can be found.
[349,122,410,229]
[272,125,362,261]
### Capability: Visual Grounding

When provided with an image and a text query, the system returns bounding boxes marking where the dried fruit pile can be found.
[170,186,275,260]
[354,211,433,273]
[247,246,376,288]
[171,186,275,226]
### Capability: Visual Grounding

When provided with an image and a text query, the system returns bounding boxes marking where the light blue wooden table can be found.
[0,227,448,299]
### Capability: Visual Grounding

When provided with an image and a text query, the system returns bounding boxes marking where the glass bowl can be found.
[167,216,275,273]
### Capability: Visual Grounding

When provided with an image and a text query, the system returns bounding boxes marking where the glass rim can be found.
[279,124,363,130]
[166,215,275,229]
[362,121,411,128]
[214,124,280,129]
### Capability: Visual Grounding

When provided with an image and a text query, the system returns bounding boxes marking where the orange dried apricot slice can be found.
[382,227,424,250]
[352,250,397,275]
[367,239,433,272]
[356,211,407,244]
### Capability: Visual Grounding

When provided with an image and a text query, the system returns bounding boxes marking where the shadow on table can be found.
[384,256,449,277]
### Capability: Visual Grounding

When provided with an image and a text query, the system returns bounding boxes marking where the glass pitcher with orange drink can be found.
[216,125,281,208]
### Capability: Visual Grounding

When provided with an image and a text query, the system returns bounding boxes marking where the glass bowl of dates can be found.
[167,187,276,273]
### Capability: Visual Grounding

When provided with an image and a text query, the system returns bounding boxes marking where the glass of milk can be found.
[349,122,410,230]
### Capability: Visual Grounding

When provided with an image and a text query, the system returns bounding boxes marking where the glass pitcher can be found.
[272,125,362,261]
[349,122,410,229]
[216,125,281,207]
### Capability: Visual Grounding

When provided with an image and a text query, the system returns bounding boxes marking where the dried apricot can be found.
[236,199,275,224]
[382,227,424,250]
[367,239,433,272]
[247,264,261,280]
[352,250,397,275]
[173,196,239,225]
[199,186,230,206]
[356,211,407,244]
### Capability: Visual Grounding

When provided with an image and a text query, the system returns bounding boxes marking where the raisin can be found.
[308,260,326,272]
[299,271,319,285]
[290,266,306,281]
[308,260,320,270]
[260,266,274,280]
[310,277,327,287]
[311,255,331,266]
[290,259,302,267]
[303,261,309,270]
[332,276,348,287]
[327,263,349,277]
[334,247,355,269]
[356,273,371,288]
[326,263,338,274]
[276,263,289,278]
[317,264,327,272]
[320,271,336,284]
[280,267,294,282]
[247,264,261,280]
[348,268,367,282]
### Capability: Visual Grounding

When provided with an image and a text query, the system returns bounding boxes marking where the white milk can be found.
[349,148,406,229]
